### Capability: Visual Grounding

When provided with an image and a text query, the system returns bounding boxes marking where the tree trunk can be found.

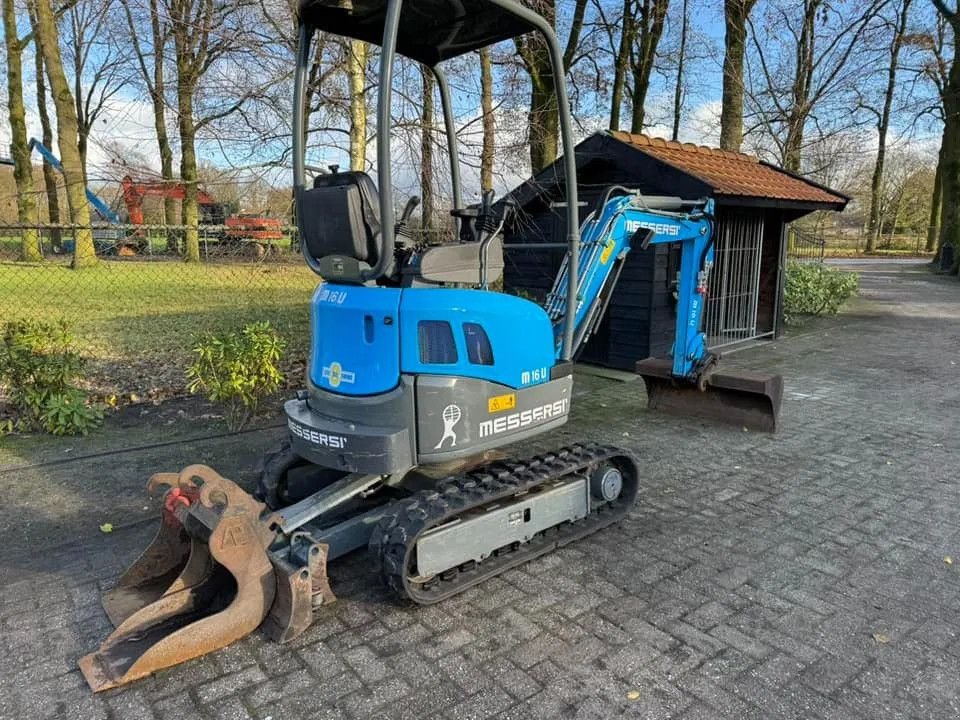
[938,48,960,271]
[782,0,817,174]
[927,133,945,253]
[151,0,176,227]
[420,65,434,233]
[72,53,89,186]
[32,0,96,268]
[348,40,369,172]
[719,0,757,151]
[629,0,670,134]
[3,0,42,261]
[671,0,689,141]
[529,74,559,172]
[33,25,62,250]
[866,0,912,254]
[177,85,201,263]
[480,46,495,193]
[516,0,586,172]
[609,0,633,131]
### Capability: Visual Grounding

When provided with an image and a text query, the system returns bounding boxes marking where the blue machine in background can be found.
[28,138,121,224]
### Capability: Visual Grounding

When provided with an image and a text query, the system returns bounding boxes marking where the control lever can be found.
[399,196,420,225]
[394,196,421,251]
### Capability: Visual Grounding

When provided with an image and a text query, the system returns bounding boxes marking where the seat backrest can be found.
[300,171,382,276]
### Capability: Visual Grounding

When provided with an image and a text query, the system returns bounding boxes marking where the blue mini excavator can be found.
[80,0,782,692]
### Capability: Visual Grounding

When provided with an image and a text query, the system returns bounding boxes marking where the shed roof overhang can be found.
[299,0,537,65]
[508,132,849,215]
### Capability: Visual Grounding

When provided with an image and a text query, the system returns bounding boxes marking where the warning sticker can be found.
[487,393,517,414]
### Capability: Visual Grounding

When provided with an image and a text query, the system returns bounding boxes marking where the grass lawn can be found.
[0,258,319,397]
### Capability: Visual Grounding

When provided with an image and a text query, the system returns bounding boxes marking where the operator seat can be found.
[300,171,382,283]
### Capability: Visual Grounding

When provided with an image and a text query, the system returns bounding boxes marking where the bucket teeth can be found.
[636,357,783,433]
[80,466,280,692]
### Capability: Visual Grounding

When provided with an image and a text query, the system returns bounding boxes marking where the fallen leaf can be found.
[626,690,641,701]
[872,632,890,644]
[945,556,953,566]
[99,523,113,533]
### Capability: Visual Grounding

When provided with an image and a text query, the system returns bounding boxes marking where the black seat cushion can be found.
[301,171,382,266]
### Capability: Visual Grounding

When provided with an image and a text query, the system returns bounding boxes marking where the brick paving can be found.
[1,260,959,719]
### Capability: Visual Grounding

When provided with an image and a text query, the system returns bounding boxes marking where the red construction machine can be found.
[120,176,283,254]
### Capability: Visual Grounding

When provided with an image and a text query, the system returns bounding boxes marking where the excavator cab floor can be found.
[636,357,783,433]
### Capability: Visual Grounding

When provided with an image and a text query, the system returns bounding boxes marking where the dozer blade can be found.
[80,465,280,693]
[636,357,783,433]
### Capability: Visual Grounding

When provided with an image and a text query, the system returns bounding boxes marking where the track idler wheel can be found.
[79,465,280,692]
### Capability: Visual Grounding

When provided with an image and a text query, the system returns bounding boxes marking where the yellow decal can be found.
[328,362,342,388]
[488,393,517,414]
[600,239,616,265]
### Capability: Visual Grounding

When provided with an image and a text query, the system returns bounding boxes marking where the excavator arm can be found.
[545,189,715,379]
[545,188,782,431]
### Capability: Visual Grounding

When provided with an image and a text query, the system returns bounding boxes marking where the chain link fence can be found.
[0,222,318,403]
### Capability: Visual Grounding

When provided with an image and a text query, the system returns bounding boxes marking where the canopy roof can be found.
[298,0,538,65]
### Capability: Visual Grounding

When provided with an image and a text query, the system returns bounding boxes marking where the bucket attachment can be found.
[636,357,783,432]
[79,465,280,692]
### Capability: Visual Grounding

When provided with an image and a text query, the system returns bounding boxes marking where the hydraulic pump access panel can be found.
[286,282,572,475]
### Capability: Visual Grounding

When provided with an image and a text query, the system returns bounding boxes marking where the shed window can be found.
[463,323,494,365]
[418,321,458,364]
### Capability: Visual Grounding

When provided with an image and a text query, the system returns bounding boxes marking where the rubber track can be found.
[369,443,639,604]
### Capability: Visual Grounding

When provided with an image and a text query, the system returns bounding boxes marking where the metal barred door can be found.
[704,211,765,349]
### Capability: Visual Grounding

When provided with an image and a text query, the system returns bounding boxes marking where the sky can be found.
[1,0,948,211]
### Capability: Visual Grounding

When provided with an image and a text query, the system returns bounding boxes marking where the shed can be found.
[503,131,848,369]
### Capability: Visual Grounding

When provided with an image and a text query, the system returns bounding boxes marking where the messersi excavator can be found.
[80,0,784,693]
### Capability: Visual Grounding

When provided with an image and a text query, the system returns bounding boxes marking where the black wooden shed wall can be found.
[502,133,829,370]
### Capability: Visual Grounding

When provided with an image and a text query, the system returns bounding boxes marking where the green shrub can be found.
[187,321,286,430]
[0,319,103,435]
[784,261,859,323]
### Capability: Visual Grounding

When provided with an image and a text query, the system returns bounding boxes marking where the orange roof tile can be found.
[608,131,846,206]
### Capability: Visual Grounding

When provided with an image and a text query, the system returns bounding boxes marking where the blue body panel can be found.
[399,288,555,389]
[310,284,556,396]
[309,283,402,395]
[310,198,717,397]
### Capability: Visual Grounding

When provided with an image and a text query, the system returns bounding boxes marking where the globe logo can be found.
[434,404,462,449]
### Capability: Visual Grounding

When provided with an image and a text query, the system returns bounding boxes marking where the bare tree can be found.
[720,0,758,151]
[629,0,670,133]
[515,0,587,172]
[863,0,915,253]
[479,46,495,193]
[908,11,950,252]
[32,0,96,267]
[120,0,176,226]
[165,0,269,262]
[608,0,632,131]
[30,5,61,250]
[746,0,888,172]
[669,0,689,141]
[348,40,369,171]
[931,0,960,268]
[2,0,41,260]
[420,64,434,231]
[63,0,129,183]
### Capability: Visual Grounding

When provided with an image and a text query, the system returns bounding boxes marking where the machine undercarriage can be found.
[80,444,637,691]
